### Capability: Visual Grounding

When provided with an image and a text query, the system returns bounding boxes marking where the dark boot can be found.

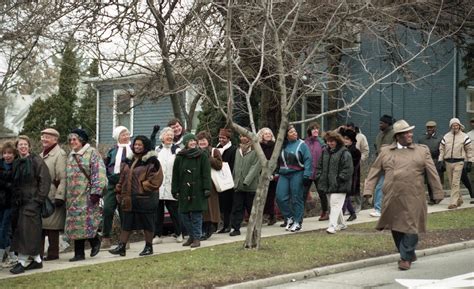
[182,237,194,246]
[268,215,277,226]
[90,236,101,257]
[318,211,329,221]
[108,242,126,257]
[190,239,201,248]
[139,243,153,256]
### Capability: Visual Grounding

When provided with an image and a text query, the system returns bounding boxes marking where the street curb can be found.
[219,240,474,289]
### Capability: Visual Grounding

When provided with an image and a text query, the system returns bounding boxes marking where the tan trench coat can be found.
[364,143,444,234]
[40,145,67,230]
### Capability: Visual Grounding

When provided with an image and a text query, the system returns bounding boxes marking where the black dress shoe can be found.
[69,255,85,262]
[43,256,59,261]
[25,261,43,270]
[229,230,241,236]
[347,214,357,222]
[10,263,25,274]
[109,242,126,256]
[139,245,153,256]
[279,221,287,228]
[90,239,101,257]
[217,227,231,234]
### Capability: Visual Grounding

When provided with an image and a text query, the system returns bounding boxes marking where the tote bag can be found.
[210,148,235,192]
[211,162,235,192]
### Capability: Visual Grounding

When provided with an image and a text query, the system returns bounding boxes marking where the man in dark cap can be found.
[370,115,395,217]
[418,121,443,205]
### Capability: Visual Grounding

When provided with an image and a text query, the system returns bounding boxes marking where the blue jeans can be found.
[181,212,202,240]
[374,174,385,212]
[276,171,305,223]
[0,208,12,249]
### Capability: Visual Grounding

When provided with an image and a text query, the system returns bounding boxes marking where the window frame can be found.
[112,88,134,135]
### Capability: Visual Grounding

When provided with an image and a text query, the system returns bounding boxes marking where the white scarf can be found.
[216,141,232,155]
[114,142,133,174]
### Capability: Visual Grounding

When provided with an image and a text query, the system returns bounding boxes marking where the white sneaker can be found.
[337,224,348,231]
[290,222,302,232]
[285,217,294,231]
[370,211,381,217]
[153,237,163,244]
[176,235,183,243]
[326,226,336,234]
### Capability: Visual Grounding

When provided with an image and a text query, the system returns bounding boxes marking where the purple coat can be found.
[305,136,325,180]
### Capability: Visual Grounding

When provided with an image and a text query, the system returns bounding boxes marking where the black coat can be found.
[316,145,354,194]
[216,143,237,172]
[0,159,14,209]
[347,144,361,196]
[11,154,51,256]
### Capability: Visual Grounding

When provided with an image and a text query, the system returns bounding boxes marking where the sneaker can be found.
[176,235,183,243]
[336,224,348,231]
[153,237,163,244]
[285,217,294,231]
[370,211,381,217]
[326,226,336,234]
[290,222,301,232]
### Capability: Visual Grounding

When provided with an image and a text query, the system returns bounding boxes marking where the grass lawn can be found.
[1,208,473,288]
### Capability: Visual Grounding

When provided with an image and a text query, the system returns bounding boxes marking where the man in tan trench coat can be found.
[39,128,67,261]
[364,120,444,271]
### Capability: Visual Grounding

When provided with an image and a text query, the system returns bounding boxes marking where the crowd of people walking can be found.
[0,114,473,274]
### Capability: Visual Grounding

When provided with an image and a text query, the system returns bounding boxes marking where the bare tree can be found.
[193,0,473,248]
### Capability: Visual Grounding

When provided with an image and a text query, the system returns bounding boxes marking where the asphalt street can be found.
[266,248,474,289]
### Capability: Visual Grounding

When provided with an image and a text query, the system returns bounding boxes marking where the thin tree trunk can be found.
[244,167,272,249]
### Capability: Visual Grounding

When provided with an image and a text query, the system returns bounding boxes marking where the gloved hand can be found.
[152,125,161,134]
[90,194,101,205]
[302,177,312,187]
[466,162,472,173]
[204,190,211,198]
[54,198,65,207]
[436,161,445,172]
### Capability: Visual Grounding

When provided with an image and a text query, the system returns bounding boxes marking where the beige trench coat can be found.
[40,145,67,230]
[364,143,444,234]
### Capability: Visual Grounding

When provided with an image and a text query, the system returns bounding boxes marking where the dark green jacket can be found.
[316,145,353,194]
[172,149,211,213]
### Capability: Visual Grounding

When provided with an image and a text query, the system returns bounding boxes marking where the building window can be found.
[466,86,474,113]
[113,89,134,134]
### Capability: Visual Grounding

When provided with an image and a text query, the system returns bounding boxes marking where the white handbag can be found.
[211,161,235,192]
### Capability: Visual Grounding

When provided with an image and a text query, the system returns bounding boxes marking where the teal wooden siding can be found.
[96,83,175,146]
[340,32,469,156]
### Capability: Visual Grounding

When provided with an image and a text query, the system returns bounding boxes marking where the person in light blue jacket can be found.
[276,125,312,232]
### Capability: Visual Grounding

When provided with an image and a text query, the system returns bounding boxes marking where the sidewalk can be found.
[0,195,473,280]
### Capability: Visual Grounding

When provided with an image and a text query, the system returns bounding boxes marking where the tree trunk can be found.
[244,166,272,249]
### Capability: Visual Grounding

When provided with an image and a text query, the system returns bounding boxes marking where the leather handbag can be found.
[41,197,55,218]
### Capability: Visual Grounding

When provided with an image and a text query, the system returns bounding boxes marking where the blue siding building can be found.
[337,33,472,156]
[93,75,176,146]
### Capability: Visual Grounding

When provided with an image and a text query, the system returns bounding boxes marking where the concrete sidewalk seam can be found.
[219,240,474,289]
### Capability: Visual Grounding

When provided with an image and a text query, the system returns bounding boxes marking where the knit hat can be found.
[218,128,232,139]
[380,115,394,125]
[182,133,197,148]
[70,128,89,144]
[113,126,130,141]
[341,129,357,143]
[41,128,60,138]
[449,118,465,130]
